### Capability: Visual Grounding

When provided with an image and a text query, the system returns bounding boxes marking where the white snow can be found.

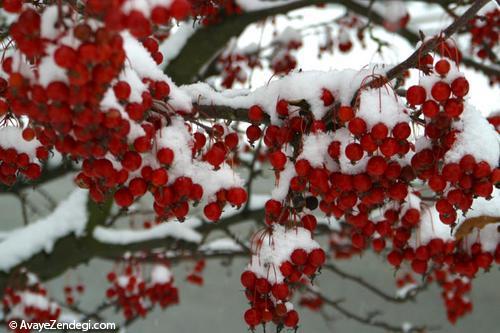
[151,264,173,284]
[159,21,197,67]
[155,118,244,201]
[358,89,409,128]
[0,189,88,272]
[200,238,243,252]
[297,132,333,167]
[247,224,320,283]
[271,161,295,201]
[93,219,202,245]
[182,67,387,123]
[444,104,500,167]
[236,0,300,11]
[0,126,42,158]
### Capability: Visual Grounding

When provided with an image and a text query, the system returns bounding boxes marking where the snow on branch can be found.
[183,67,386,123]
[0,189,88,272]
[93,218,202,245]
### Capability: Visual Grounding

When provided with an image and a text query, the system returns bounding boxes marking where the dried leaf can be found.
[454,215,500,240]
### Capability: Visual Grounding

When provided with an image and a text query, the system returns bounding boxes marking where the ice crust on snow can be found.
[0,189,88,272]
[247,225,320,283]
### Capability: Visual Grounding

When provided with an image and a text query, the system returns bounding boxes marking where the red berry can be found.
[151,168,168,186]
[154,81,170,99]
[451,77,469,97]
[371,123,388,140]
[411,259,427,274]
[244,308,261,327]
[348,117,367,136]
[327,141,341,158]
[114,188,134,207]
[271,283,289,300]
[269,151,287,170]
[338,106,354,122]
[246,125,262,142]
[321,88,334,106]
[308,248,325,266]
[205,145,226,167]
[444,98,463,117]
[224,133,239,150]
[301,215,317,232]
[170,0,191,20]
[422,100,440,118]
[227,187,247,206]
[366,156,387,176]
[121,151,142,171]
[54,46,77,69]
[129,178,148,197]
[431,81,451,102]
[284,310,299,327]
[151,6,169,24]
[407,85,426,105]
[204,202,222,221]
[157,148,174,165]
[392,122,411,140]
[22,128,35,141]
[345,143,363,161]
[276,99,289,117]
[248,105,265,122]
[387,250,403,267]
[3,0,23,12]
[434,59,450,75]
[295,159,311,177]
[291,248,308,265]
[240,271,256,289]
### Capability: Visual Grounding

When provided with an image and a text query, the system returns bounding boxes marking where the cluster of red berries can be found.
[0,139,45,186]
[468,8,499,62]
[433,269,472,324]
[407,58,498,225]
[271,37,302,75]
[186,259,206,285]
[105,264,178,320]
[1,3,248,223]
[2,283,61,332]
[63,283,85,306]
[241,225,325,331]
[241,248,326,329]
[218,52,252,89]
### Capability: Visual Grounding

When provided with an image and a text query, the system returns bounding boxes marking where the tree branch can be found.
[323,263,427,304]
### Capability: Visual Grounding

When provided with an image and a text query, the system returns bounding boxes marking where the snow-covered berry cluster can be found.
[0,127,45,186]
[0,3,248,222]
[105,263,178,320]
[241,225,325,330]
[2,274,60,332]
[407,58,498,226]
